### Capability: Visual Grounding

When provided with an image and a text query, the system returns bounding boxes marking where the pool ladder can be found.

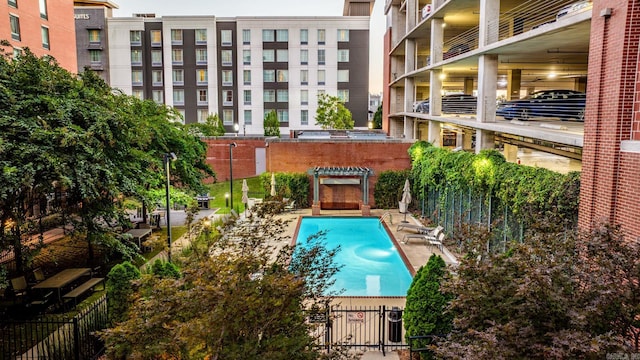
[380,212,392,225]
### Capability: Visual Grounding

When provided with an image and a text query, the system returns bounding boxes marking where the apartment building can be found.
[1,0,77,72]
[99,0,373,134]
[74,1,118,83]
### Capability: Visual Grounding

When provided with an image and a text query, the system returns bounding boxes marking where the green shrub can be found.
[259,172,310,208]
[106,261,141,324]
[150,259,181,279]
[373,170,411,209]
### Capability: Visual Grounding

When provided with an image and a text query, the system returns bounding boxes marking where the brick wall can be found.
[579,0,640,239]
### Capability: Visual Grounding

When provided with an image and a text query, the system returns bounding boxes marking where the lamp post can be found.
[164,152,177,262]
[229,142,237,211]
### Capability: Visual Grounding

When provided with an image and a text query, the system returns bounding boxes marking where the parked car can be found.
[443,43,471,60]
[496,90,586,121]
[416,94,477,114]
[556,0,592,20]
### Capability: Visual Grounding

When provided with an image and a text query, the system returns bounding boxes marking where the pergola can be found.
[307,166,375,215]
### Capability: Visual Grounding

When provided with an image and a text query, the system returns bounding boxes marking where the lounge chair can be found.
[401,226,443,245]
[396,223,435,234]
[427,232,446,252]
[284,200,296,213]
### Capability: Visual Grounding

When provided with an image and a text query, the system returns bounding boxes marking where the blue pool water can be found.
[295,217,413,296]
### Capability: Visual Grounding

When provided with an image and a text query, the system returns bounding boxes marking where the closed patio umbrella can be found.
[270,173,276,197]
[399,179,411,223]
[242,179,249,216]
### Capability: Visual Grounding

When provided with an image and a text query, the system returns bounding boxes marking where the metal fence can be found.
[0,294,108,360]
[310,305,408,355]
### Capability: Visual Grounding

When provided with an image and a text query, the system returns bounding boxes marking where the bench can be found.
[63,277,105,307]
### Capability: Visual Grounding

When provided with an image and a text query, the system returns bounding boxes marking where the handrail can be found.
[380,212,393,225]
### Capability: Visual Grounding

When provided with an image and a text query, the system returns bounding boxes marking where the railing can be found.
[380,212,393,225]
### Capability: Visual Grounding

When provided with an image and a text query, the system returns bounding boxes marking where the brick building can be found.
[1,0,77,72]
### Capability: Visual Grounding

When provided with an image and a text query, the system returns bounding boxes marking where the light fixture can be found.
[439,73,446,80]
[163,152,177,262]
[442,23,447,28]
[234,123,239,137]
[547,73,557,79]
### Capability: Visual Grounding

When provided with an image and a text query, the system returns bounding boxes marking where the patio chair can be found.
[284,200,296,213]
[428,232,446,252]
[33,268,46,282]
[10,276,28,301]
[402,226,443,245]
[396,223,435,234]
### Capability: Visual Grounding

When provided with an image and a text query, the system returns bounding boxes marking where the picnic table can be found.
[32,268,91,303]
[124,228,152,249]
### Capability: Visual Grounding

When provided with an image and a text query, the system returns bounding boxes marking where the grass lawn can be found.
[207,176,264,214]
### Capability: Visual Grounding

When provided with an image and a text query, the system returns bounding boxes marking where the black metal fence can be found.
[0,294,107,360]
[310,305,407,355]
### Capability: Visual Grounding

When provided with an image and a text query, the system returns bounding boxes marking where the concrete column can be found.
[477,54,498,123]
[456,131,464,148]
[464,77,474,95]
[405,77,415,112]
[574,76,587,92]
[503,143,519,162]
[406,0,417,32]
[405,39,416,112]
[479,0,500,46]
[463,129,473,150]
[391,6,406,45]
[428,121,441,146]
[403,116,413,139]
[507,69,521,100]
[430,18,444,63]
[475,129,494,153]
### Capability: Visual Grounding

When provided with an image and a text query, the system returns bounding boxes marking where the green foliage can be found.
[106,261,141,324]
[315,93,354,130]
[264,110,280,137]
[373,170,411,209]
[373,103,382,129]
[259,172,310,208]
[150,259,181,279]
[185,113,225,137]
[404,255,452,359]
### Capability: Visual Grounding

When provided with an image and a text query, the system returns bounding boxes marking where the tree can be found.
[435,221,640,359]
[373,103,382,129]
[106,261,141,325]
[264,109,280,137]
[101,210,343,359]
[185,113,225,137]
[315,93,354,130]
[404,254,452,359]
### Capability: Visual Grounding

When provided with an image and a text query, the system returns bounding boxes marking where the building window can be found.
[301,90,308,105]
[301,70,308,85]
[88,29,101,44]
[223,109,233,125]
[9,15,20,41]
[131,70,143,85]
[300,29,308,44]
[263,70,275,83]
[222,70,233,85]
[263,49,274,62]
[242,29,250,44]
[171,29,183,45]
[244,110,252,125]
[243,70,251,85]
[276,49,288,62]
[196,69,208,85]
[150,30,162,46]
[301,110,308,125]
[277,89,288,102]
[338,89,349,102]
[317,70,325,85]
[262,29,274,42]
[223,90,233,106]
[338,69,349,82]
[41,26,49,50]
[172,49,183,65]
[277,109,289,122]
[172,69,184,85]
[317,29,325,44]
[39,0,47,19]
[152,90,163,104]
[300,49,308,65]
[196,48,208,65]
[317,89,326,96]
[221,30,232,46]
[129,31,141,45]
[221,49,232,66]
[338,49,350,62]
[89,49,101,63]
[337,29,349,42]
[318,49,325,65]
[173,89,185,105]
[198,89,208,105]
[243,50,251,65]
[264,90,275,102]
[197,110,209,123]
[244,90,251,105]
[276,29,288,42]
[8,0,16,8]
[195,29,207,44]
[176,109,185,122]
[131,49,142,65]
[277,70,288,82]
[152,70,163,86]
[132,89,143,99]
[151,50,162,66]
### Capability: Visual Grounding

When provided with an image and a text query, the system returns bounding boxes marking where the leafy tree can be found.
[150,259,181,279]
[101,209,342,359]
[435,221,640,359]
[185,113,225,136]
[373,103,382,129]
[404,254,452,359]
[106,261,141,325]
[315,93,354,130]
[264,110,280,137]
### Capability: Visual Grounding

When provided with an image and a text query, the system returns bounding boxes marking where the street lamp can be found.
[164,152,177,262]
[229,142,237,211]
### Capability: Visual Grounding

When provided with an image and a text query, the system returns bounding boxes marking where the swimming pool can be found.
[294,217,413,297]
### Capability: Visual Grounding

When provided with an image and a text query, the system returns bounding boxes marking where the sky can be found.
[112,0,386,94]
